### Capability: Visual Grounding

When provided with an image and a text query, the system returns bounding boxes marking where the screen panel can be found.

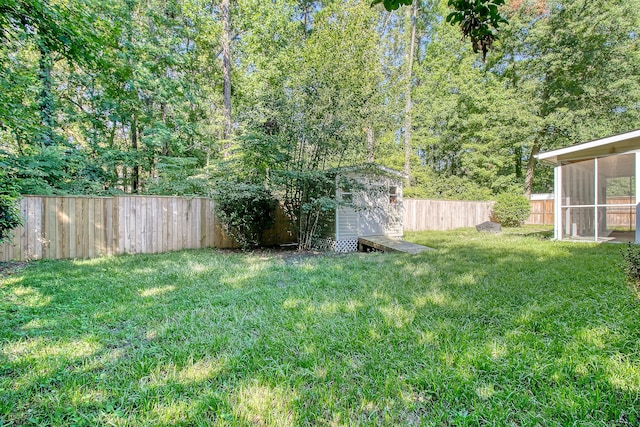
[561,160,595,206]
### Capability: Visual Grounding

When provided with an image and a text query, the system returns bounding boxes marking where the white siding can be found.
[335,168,405,242]
[336,206,358,240]
[386,205,403,237]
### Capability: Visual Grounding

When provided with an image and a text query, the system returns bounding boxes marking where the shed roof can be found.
[536,129,640,165]
[336,163,408,179]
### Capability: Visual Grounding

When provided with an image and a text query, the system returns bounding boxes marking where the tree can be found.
[231,0,388,248]
[403,1,417,181]
[0,0,99,146]
[0,0,230,196]
[496,0,640,196]
[2,0,638,232]
[373,0,507,59]
[220,0,233,149]
[402,0,640,199]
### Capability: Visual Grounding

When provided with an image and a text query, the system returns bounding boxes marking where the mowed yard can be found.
[1,229,639,426]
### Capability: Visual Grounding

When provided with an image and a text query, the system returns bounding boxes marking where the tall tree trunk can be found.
[131,114,140,193]
[108,123,117,190]
[161,102,169,156]
[221,0,232,154]
[125,1,138,193]
[301,0,311,36]
[403,2,417,182]
[38,40,55,146]
[524,142,540,198]
[366,126,375,163]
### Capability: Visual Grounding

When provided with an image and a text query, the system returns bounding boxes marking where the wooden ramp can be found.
[358,235,433,255]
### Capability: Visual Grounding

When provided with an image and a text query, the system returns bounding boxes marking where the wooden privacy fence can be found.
[403,198,559,230]
[9,195,633,261]
[527,198,637,227]
[527,199,554,225]
[604,201,636,228]
[403,199,495,231]
[0,195,294,262]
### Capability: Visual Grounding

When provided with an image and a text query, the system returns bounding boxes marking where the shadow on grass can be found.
[1,234,640,425]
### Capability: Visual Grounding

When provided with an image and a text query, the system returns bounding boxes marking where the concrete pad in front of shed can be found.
[358,235,433,254]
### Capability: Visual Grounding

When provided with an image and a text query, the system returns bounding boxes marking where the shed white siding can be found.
[316,165,406,252]
[336,172,404,240]
[336,206,358,240]
[386,205,403,237]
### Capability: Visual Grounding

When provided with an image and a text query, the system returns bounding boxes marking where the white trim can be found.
[560,204,635,208]
[594,158,599,242]
[537,129,640,165]
[554,166,562,240]
[337,164,408,179]
[335,203,340,241]
[636,152,640,243]
[531,193,554,200]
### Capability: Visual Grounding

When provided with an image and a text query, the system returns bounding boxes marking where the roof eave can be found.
[536,129,640,165]
[337,163,408,179]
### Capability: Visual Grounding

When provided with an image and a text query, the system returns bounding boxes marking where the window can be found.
[389,185,398,204]
[341,190,353,204]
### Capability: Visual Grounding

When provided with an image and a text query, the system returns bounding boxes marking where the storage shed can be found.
[317,164,407,252]
[536,129,640,242]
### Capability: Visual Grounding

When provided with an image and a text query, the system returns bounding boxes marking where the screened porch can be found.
[558,153,636,242]
[537,129,640,243]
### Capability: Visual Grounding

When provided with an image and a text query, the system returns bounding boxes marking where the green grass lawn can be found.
[1,229,639,426]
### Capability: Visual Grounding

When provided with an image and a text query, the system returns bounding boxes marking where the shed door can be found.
[357,184,387,236]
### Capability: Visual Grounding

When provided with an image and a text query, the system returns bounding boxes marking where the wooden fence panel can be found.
[403,199,495,231]
[1,195,550,261]
[117,196,126,254]
[606,204,635,228]
[171,198,179,251]
[526,200,554,225]
[0,195,297,261]
[525,198,638,227]
[201,199,209,248]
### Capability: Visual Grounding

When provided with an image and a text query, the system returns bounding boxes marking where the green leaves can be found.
[212,181,277,248]
[492,193,531,227]
[446,0,507,59]
[371,0,507,59]
[371,0,412,12]
[0,169,22,244]
[0,0,101,66]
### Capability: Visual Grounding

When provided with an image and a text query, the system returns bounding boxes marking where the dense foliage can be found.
[1,0,639,242]
[622,243,640,291]
[0,170,22,244]
[212,181,277,248]
[491,192,531,227]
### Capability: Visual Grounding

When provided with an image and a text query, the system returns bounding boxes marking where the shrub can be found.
[0,170,23,244]
[213,182,277,249]
[492,193,531,227]
[622,244,640,289]
[271,169,338,251]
